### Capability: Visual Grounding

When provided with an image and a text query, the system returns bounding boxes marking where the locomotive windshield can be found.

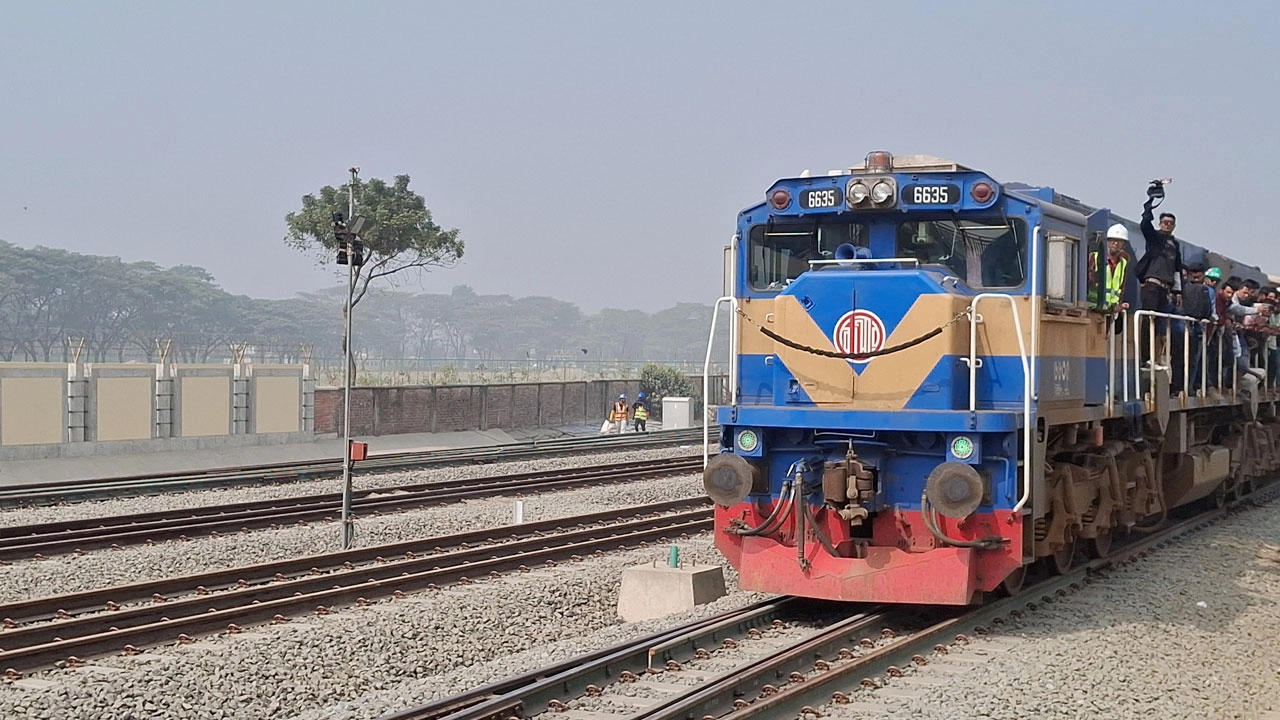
[896,217,1027,289]
[749,222,869,290]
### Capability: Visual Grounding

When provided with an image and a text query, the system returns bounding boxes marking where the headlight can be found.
[847,181,870,205]
[871,180,894,204]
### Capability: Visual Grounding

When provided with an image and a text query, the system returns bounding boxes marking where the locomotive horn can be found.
[703,453,760,507]
[925,462,985,519]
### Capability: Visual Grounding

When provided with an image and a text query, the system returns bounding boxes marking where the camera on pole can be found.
[332,212,368,267]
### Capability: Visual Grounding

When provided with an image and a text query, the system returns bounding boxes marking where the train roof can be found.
[1004,182,1273,284]
[758,158,1276,286]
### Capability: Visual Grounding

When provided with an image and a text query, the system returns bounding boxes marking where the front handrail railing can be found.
[703,296,738,467]
[964,293,1033,513]
[1129,310,1216,408]
[806,257,922,268]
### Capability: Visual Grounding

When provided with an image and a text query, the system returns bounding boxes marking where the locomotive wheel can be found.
[1226,468,1246,503]
[997,565,1027,597]
[1041,538,1077,575]
[1086,529,1112,559]
[1210,482,1230,509]
[1240,473,1257,498]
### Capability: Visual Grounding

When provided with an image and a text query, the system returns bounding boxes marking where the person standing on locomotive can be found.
[1265,287,1280,386]
[1088,224,1132,312]
[1216,277,1245,390]
[1180,264,1215,393]
[1134,181,1182,364]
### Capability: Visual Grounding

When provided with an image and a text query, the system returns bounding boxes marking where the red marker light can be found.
[865,151,893,173]
[970,182,995,203]
[770,188,792,210]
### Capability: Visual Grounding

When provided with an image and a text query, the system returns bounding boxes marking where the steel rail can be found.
[378,598,812,720]
[400,484,1279,720]
[0,427,713,508]
[713,486,1280,720]
[0,457,702,560]
[0,498,711,626]
[622,608,927,720]
[0,509,713,675]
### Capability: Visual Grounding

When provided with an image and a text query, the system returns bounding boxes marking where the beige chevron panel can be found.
[852,294,973,409]
[959,296,1035,358]
[773,295,859,403]
[737,297,777,356]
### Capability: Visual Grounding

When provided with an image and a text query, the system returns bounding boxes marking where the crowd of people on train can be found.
[1092,180,1279,400]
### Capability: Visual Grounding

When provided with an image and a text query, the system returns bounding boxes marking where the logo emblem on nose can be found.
[833,309,886,364]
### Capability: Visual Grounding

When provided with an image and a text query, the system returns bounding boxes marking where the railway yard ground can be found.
[0,437,1277,720]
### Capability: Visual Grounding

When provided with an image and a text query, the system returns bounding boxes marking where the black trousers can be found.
[1139,281,1172,361]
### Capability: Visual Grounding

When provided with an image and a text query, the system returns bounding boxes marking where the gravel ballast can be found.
[0,470,707,604]
[3,474,1278,719]
[0,535,766,720]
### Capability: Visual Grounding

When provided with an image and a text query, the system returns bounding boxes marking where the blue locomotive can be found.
[702,152,1279,604]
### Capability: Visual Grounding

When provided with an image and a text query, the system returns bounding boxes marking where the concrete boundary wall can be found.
[0,362,313,462]
[0,364,67,447]
[91,364,156,442]
[175,367,233,438]
[314,374,730,437]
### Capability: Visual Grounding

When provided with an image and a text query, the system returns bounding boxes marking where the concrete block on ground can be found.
[616,562,726,622]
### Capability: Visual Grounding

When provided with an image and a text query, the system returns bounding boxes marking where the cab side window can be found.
[1045,234,1080,304]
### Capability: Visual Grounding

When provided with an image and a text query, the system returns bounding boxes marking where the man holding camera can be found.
[1133,179,1182,366]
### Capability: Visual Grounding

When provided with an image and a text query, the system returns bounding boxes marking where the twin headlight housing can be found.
[847,176,896,209]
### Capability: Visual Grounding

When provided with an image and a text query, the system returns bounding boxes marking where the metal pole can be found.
[1182,319,1189,405]
[340,167,358,549]
[1122,310,1130,402]
[1217,330,1224,402]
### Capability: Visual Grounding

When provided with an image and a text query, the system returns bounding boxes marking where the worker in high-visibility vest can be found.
[1088,223,1131,312]
[610,394,630,434]
[631,392,650,433]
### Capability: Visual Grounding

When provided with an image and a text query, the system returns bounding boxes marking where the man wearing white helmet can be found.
[1089,223,1131,312]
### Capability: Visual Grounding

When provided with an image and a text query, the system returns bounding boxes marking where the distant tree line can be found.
[0,241,724,367]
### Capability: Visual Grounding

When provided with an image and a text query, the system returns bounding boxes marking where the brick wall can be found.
[314,379,646,436]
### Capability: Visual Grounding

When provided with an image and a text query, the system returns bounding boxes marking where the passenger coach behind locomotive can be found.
[703,152,1280,605]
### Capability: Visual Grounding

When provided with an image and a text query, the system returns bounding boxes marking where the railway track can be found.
[0,456,703,561]
[0,427,712,508]
[0,499,714,676]
[386,488,1279,720]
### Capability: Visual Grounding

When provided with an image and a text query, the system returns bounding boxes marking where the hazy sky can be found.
[3,2,1277,313]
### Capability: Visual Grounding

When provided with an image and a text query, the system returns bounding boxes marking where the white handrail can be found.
[703,296,736,468]
[807,257,922,268]
[1122,312,1130,402]
[1106,310,1115,415]
[966,293,1032,514]
[1014,225,1041,515]
[1130,309,1213,406]
[704,235,740,467]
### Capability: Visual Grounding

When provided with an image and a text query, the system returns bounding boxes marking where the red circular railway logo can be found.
[833,309,886,364]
